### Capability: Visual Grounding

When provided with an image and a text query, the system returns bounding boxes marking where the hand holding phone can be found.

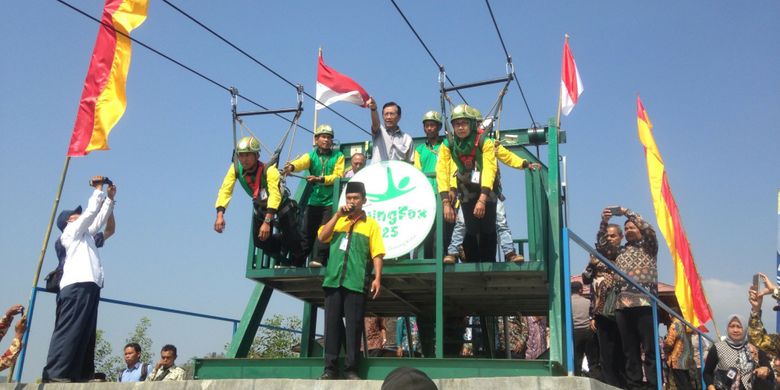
[753,274,761,291]
[608,206,623,216]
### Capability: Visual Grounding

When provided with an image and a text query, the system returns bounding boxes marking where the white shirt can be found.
[59,189,114,289]
[371,125,414,164]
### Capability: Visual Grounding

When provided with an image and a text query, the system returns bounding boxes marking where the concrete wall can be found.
[1,377,620,390]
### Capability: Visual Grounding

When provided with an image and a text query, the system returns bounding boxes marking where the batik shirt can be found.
[497,315,529,355]
[396,316,420,354]
[748,310,780,358]
[586,220,622,317]
[614,210,658,309]
[664,318,694,369]
[364,316,386,351]
[0,315,22,371]
[524,316,548,359]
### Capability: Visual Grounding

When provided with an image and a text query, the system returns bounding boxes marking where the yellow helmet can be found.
[450,104,481,122]
[236,136,260,153]
[422,110,442,124]
[314,124,334,137]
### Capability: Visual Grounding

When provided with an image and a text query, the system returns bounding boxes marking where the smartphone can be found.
[19,307,24,317]
[608,206,622,216]
[753,274,761,291]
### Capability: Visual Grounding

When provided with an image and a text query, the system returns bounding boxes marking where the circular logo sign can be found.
[340,160,436,259]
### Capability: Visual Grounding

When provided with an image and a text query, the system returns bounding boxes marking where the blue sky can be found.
[1,0,779,382]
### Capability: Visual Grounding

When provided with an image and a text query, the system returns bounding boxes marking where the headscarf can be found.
[453,119,477,167]
[714,314,756,390]
[725,314,748,349]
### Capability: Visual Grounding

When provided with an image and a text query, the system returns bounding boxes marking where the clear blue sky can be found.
[1,0,778,382]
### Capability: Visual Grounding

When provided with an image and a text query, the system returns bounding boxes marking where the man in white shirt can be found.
[344,152,366,178]
[42,176,116,383]
[367,98,414,164]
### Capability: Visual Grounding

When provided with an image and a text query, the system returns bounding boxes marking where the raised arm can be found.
[368,97,380,135]
[62,185,106,242]
[88,185,115,236]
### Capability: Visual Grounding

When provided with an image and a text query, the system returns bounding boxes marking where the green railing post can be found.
[435,189,445,358]
[545,120,565,371]
[300,302,318,357]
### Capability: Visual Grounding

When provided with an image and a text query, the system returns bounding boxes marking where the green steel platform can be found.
[245,261,549,317]
[195,124,569,380]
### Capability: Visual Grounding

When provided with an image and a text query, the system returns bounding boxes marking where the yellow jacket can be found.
[495,144,529,169]
[288,151,345,185]
[215,163,283,213]
[435,137,498,195]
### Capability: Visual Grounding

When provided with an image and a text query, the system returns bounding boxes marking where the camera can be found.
[89,177,113,187]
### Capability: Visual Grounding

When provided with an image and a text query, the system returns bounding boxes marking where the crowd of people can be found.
[576,205,780,390]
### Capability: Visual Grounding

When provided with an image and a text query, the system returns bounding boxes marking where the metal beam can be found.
[443,75,513,93]
[236,107,301,117]
[226,283,274,358]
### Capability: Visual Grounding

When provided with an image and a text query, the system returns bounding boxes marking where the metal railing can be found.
[12,287,315,382]
[563,228,714,390]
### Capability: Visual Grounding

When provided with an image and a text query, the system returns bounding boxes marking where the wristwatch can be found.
[264,217,273,224]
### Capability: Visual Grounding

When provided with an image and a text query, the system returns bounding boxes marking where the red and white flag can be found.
[315,53,369,110]
[560,38,583,116]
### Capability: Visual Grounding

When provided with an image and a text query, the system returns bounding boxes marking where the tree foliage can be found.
[95,329,123,381]
[93,317,154,381]
[246,314,302,358]
[125,316,153,365]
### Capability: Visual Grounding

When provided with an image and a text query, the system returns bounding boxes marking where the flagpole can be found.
[555,34,569,129]
[12,156,72,382]
[775,188,779,334]
[312,47,322,142]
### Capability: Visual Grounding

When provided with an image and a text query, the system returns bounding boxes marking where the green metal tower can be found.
[194,121,569,380]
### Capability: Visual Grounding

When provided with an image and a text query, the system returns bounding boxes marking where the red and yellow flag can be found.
[637,96,712,331]
[67,0,148,157]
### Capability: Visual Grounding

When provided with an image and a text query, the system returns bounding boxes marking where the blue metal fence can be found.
[12,287,318,382]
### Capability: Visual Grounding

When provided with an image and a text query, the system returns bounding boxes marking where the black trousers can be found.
[460,199,497,262]
[616,306,657,390]
[596,315,627,387]
[252,203,306,266]
[671,368,694,390]
[585,327,602,380]
[323,287,366,374]
[301,205,332,264]
[573,327,594,376]
[42,282,100,382]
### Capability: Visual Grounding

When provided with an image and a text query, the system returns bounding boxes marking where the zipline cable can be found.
[389,0,469,105]
[160,0,371,136]
[54,0,313,135]
[484,0,538,128]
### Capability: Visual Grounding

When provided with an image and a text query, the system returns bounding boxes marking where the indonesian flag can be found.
[560,38,583,116]
[637,96,712,331]
[315,54,369,110]
[67,0,148,157]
